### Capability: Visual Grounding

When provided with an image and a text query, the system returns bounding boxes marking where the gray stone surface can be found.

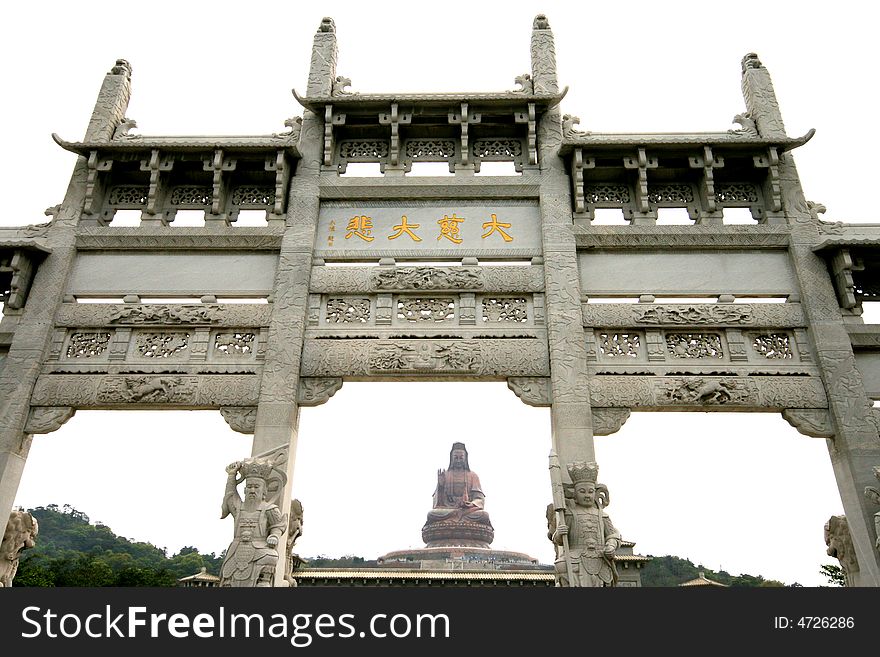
[1,15,879,586]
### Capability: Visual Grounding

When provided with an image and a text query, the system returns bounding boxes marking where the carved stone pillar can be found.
[84,59,132,142]
[0,60,125,534]
[743,56,880,585]
[307,17,338,98]
[530,14,559,95]
[534,19,596,470]
[250,19,329,585]
[0,182,80,536]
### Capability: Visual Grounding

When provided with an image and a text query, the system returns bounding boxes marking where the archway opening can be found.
[295,381,554,566]
[595,412,842,586]
[14,410,247,558]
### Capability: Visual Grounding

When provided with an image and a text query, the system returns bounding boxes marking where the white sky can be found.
[3,1,879,586]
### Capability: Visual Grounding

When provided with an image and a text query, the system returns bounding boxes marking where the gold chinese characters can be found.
[336,212,516,244]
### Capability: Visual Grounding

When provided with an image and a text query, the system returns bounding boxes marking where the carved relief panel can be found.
[62,331,113,361]
[591,326,801,367]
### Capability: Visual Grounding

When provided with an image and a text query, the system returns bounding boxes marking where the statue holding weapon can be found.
[548,460,619,587]
[548,451,576,586]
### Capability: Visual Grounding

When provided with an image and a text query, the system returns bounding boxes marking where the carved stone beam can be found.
[688,145,724,221]
[623,148,658,224]
[507,377,552,407]
[592,408,631,436]
[753,147,782,213]
[297,377,343,407]
[379,103,412,174]
[139,149,174,223]
[265,150,289,218]
[203,149,237,222]
[220,406,257,434]
[570,147,595,215]
[448,102,481,170]
[323,104,346,168]
[830,248,859,310]
[514,102,537,166]
[24,407,76,434]
[84,150,113,222]
[782,408,835,438]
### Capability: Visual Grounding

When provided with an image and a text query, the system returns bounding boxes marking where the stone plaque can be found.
[316,201,541,257]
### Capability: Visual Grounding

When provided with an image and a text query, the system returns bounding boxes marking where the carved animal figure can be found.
[123,377,179,402]
[110,59,131,76]
[690,379,733,404]
[533,14,550,29]
[514,73,533,94]
[331,76,352,96]
[729,112,758,137]
[563,114,586,137]
[1,510,38,587]
[112,118,139,140]
[274,116,302,139]
[824,515,859,586]
[806,200,827,218]
[670,378,735,404]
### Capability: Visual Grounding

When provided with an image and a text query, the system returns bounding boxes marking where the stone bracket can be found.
[623,148,658,219]
[220,406,257,434]
[507,377,552,407]
[830,248,858,310]
[140,149,174,220]
[782,408,835,438]
[570,147,595,215]
[448,102,481,169]
[297,377,343,407]
[0,250,37,310]
[25,407,76,435]
[688,145,724,218]
[592,408,631,436]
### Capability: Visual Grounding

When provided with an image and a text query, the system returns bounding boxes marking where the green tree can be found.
[820,564,845,586]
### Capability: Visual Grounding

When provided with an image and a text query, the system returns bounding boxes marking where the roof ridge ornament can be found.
[331,75,355,97]
[563,114,589,138]
[728,112,758,138]
[111,117,140,140]
[513,73,534,94]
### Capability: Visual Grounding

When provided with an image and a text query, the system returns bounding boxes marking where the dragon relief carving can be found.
[634,305,754,325]
[109,305,224,325]
[372,267,482,291]
[368,342,482,373]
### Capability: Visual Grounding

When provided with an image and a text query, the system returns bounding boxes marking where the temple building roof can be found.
[679,572,728,587]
